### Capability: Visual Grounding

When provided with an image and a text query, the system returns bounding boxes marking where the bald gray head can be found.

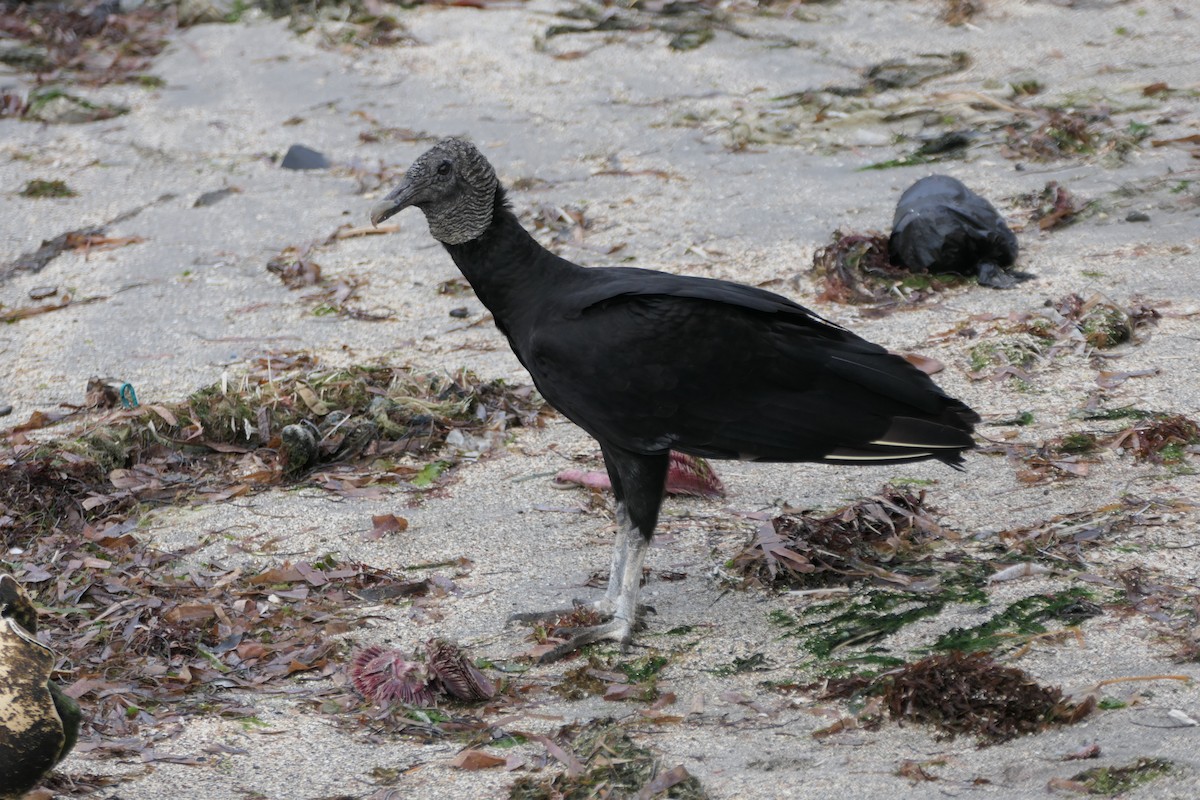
[370,138,499,245]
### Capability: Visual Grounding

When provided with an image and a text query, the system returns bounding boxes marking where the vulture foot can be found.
[536,617,636,663]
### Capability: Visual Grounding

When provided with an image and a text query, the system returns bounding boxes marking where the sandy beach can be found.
[2,1,1200,797]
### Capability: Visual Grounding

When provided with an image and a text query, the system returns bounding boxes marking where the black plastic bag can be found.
[888,175,1027,288]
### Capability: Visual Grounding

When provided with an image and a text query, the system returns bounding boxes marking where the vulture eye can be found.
[436,161,452,176]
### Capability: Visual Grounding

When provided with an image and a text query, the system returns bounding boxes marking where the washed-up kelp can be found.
[1,354,544,549]
[822,651,1093,744]
[510,718,708,800]
[731,488,950,591]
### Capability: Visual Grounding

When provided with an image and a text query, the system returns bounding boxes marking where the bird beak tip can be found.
[369,199,401,227]
[370,181,420,227]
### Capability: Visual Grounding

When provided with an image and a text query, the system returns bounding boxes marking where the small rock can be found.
[449,307,470,318]
[194,188,237,208]
[1167,709,1198,727]
[281,145,330,171]
[0,404,12,417]
[1125,210,1150,222]
[280,422,319,472]
[28,287,57,301]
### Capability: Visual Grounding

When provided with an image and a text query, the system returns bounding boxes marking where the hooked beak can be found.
[370,180,422,226]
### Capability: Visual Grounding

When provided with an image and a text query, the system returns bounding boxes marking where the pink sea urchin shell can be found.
[425,639,496,701]
[349,646,434,707]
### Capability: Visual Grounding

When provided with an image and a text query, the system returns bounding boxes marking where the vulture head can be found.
[370,137,498,245]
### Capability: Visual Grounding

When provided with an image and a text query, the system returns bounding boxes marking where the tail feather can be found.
[823,407,977,470]
[872,414,976,450]
[824,441,968,470]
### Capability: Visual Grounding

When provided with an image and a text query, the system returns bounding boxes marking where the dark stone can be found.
[194,188,236,207]
[280,144,330,171]
[0,404,12,417]
[1125,210,1150,222]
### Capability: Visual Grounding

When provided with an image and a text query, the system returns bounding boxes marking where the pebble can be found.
[0,404,12,417]
[194,188,237,208]
[28,286,57,300]
[281,145,330,171]
[1126,210,1150,222]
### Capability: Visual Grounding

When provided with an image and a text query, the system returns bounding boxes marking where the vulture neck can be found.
[441,186,577,328]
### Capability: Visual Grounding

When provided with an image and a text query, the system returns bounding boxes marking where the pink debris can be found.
[349,645,434,707]
[554,451,725,498]
[426,638,496,701]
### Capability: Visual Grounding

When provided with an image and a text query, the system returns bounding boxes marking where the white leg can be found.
[526,447,669,662]
[612,528,649,627]
[599,503,632,613]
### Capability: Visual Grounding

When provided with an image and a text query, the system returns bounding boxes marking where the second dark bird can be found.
[371,139,979,661]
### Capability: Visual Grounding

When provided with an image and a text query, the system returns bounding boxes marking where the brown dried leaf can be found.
[1150,133,1200,147]
[635,765,694,799]
[901,353,945,375]
[163,603,217,624]
[294,385,330,415]
[426,638,496,700]
[248,565,306,585]
[451,750,506,770]
[530,734,584,778]
[367,513,409,540]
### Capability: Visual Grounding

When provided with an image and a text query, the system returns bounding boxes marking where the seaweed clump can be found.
[731,488,949,591]
[1068,757,1173,796]
[882,651,1094,742]
[963,292,1159,384]
[1015,181,1091,231]
[510,718,708,800]
[1051,292,1159,349]
[1,353,544,549]
[812,229,971,305]
[825,651,1094,744]
[1110,414,1200,463]
[1003,108,1148,165]
[19,179,76,198]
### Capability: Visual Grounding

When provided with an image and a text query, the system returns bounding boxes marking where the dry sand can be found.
[2,1,1200,797]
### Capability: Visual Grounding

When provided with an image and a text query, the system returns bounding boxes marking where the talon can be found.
[509,597,612,625]
[537,619,634,663]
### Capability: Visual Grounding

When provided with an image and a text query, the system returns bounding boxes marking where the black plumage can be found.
[372,140,979,660]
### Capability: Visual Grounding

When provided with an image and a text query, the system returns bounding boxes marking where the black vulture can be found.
[371,139,979,661]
